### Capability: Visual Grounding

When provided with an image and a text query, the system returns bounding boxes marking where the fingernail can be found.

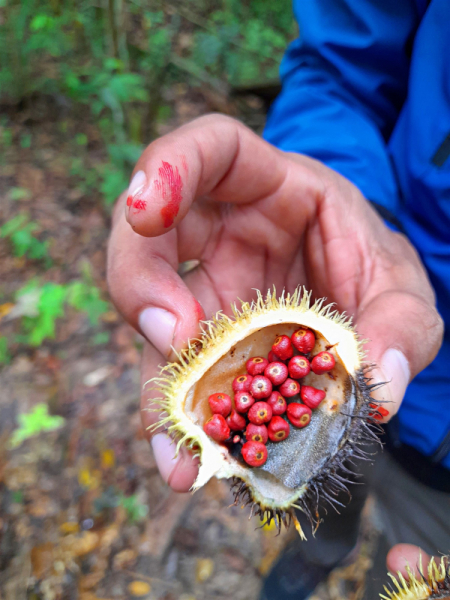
[139,307,177,357]
[151,433,179,484]
[127,170,146,205]
[372,349,410,417]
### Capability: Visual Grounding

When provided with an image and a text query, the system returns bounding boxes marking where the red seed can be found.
[226,409,247,431]
[233,434,241,444]
[264,361,288,386]
[267,391,287,415]
[268,350,284,363]
[241,441,268,467]
[250,375,273,399]
[208,392,232,417]
[232,374,253,393]
[234,391,255,413]
[268,416,290,442]
[286,403,312,428]
[272,335,293,361]
[248,401,273,425]
[291,328,316,354]
[246,356,269,376]
[245,423,268,444]
[311,351,336,374]
[301,385,326,409]
[288,356,311,379]
[278,378,301,397]
[203,414,230,441]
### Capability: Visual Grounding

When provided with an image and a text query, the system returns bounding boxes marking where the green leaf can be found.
[92,331,110,345]
[0,336,10,364]
[9,403,65,448]
[100,166,129,206]
[9,187,31,201]
[27,283,67,346]
[75,133,88,146]
[67,281,108,325]
[20,133,32,148]
[118,494,148,523]
[0,214,29,238]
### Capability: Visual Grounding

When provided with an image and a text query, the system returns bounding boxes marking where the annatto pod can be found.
[381,556,450,600]
[148,288,381,538]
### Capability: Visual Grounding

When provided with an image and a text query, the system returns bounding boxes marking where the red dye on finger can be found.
[132,198,147,212]
[194,299,205,321]
[126,195,133,206]
[157,161,183,228]
[181,154,188,174]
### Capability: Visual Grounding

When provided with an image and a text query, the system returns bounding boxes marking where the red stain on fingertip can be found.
[126,196,132,206]
[194,299,205,321]
[181,155,188,174]
[132,198,147,212]
[155,161,183,228]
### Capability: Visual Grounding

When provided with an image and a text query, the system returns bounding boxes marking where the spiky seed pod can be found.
[381,556,450,600]
[147,288,381,537]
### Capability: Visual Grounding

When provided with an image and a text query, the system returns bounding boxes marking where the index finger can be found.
[125,114,291,237]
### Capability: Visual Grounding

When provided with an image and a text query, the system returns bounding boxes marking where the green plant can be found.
[67,280,109,325]
[119,494,149,523]
[9,403,66,448]
[0,336,10,364]
[94,488,148,523]
[14,277,109,346]
[0,214,51,265]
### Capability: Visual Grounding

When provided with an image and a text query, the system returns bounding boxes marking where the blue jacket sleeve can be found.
[263,0,425,217]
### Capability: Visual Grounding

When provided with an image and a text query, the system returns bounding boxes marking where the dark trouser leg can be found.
[260,459,371,600]
[363,450,450,600]
[293,460,370,567]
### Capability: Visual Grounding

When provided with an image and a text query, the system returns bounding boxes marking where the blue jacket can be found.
[264,0,450,468]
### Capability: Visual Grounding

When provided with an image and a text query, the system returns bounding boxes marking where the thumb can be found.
[356,290,443,421]
[386,544,431,579]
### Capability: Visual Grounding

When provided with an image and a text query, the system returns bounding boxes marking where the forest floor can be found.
[0,88,381,600]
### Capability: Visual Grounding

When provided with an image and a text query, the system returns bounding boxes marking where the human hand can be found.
[387,544,447,580]
[107,115,443,492]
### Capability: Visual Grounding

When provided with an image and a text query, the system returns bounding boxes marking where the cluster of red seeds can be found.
[203,328,336,468]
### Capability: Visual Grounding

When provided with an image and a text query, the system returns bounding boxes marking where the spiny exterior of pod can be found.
[145,287,385,538]
[380,556,450,600]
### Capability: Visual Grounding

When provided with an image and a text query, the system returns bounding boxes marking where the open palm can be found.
[108,115,442,491]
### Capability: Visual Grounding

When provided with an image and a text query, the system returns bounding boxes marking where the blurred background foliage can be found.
[0,0,294,398]
[0,0,294,368]
[0,0,294,204]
